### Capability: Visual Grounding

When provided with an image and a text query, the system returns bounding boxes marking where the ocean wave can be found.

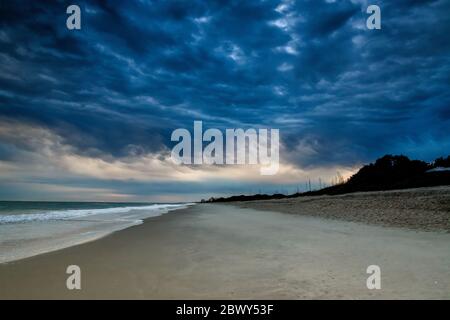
[0,204,189,224]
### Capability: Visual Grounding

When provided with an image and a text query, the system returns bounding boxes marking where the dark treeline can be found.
[204,155,450,203]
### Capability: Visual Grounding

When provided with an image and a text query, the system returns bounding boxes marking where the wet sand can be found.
[0,203,449,299]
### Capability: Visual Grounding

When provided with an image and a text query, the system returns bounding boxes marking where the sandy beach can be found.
[237,187,450,232]
[1,197,449,299]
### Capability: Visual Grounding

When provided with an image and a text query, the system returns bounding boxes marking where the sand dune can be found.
[236,187,450,232]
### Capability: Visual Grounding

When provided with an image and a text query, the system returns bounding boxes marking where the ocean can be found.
[0,201,191,263]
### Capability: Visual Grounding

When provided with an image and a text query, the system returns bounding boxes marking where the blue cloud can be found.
[0,0,449,199]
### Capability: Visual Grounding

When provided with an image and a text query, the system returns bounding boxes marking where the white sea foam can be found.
[0,204,187,224]
[0,203,193,263]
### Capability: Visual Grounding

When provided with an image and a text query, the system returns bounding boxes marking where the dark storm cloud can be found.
[0,0,449,199]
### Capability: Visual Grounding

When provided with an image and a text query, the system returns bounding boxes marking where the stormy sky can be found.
[0,0,449,201]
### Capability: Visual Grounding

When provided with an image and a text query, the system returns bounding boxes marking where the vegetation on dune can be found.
[204,155,450,203]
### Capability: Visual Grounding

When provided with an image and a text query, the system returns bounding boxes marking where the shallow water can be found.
[0,201,190,263]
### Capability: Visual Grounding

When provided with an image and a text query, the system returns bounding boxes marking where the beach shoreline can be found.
[1,200,449,299]
[0,203,191,264]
